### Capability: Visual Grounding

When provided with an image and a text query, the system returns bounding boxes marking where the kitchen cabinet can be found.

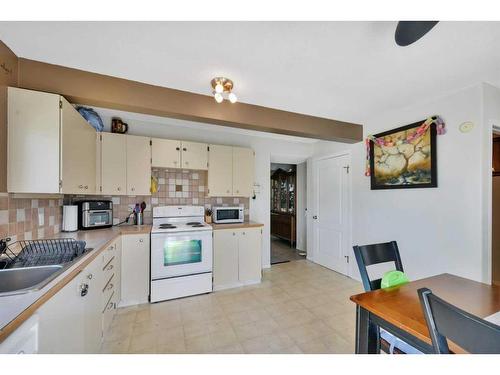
[100,132,127,195]
[180,141,208,170]
[151,138,208,170]
[37,255,103,354]
[232,146,254,197]
[126,135,151,195]
[7,87,96,194]
[60,97,97,194]
[208,144,234,197]
[101,237,121,334]
[213,227,262,291]
[120,234,150,307]
[151,138,181,168]
[208,145,254,197]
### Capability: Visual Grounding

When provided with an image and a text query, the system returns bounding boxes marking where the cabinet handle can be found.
[185,161,189,165]
[107,302,114,310]
[183,148,187,151]
[87,273,93,280]
[131,187,135,191]
[108,245,114,251]
[107,283,114,290]
[78,184,83,189]
[139,239,144,243]
[242,232,246,235]
[236,190,239,193]
[176,147,180,151]
[85,185,88,190]
[232,232,235,236]
[107,264,114,271]
[80,283,89,297]
[117,187,121,191]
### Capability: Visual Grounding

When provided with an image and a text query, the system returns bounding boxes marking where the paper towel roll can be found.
[62,205,78,232]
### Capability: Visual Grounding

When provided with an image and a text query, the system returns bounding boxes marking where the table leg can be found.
[355,305,380,354]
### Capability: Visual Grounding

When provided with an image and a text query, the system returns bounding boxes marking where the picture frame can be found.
[369,120,437,190]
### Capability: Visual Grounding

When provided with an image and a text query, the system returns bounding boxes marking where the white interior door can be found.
[312,154,351,275]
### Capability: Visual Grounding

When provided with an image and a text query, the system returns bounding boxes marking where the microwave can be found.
[77,200,113,230]
[212,206,244,224]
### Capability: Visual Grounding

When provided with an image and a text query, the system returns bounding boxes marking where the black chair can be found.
[418,287,500,354]
[353,241,404,292]
[353,241,420,354]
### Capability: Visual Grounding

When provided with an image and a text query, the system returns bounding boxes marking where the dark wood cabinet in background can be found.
[271,168,296,246]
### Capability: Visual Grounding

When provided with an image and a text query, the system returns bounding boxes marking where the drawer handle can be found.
[131,187,135,191]
[107,283,114,290]
[78,184,83,189]
[108,245,114,251]
[107,302,114,310]
[117,187,121,191]
[139,239,144,243]
[84,185,88,190]
[176,147,180,151]
[106,264,114,271]
[87,273,93,280]
[242,232,245,235]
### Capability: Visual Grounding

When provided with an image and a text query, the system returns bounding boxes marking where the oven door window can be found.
[216,209,239,221]
[89,211,110,226]
[163,240,202,266]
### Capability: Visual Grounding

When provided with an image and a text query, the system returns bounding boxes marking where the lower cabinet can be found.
[37,237,122,354]
[120,234,150,307]
[213,227,262,291]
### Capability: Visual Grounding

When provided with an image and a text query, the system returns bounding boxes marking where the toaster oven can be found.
[77,201,113,230]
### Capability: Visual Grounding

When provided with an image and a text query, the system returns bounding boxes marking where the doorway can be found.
[311,153,351,276]
[492,132,500,286]
[270,163,306,265]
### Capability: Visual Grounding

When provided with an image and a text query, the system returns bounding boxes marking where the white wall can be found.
[309,84,494,283]
[296,162,307,252]
[93,107,314,268]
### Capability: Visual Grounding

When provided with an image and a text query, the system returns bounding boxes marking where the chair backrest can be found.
[353,241,404,291]
[418,287,500,354]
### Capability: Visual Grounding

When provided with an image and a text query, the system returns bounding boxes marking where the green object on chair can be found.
[381,270,409,289]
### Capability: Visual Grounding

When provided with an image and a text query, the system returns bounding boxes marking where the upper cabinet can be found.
[60,97,97,194]
[100,133,127,195]
[126,135,151,195]
[208,145,254,197]
[151,138,181,168]
[151,138,207,170]
[8,87,96,194]
[98,133,151,196]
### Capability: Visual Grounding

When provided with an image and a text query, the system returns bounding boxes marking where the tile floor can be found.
[270,236,306,265]
[101,259,363,354]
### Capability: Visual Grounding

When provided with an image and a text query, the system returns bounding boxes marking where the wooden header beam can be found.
[17,58,362,143]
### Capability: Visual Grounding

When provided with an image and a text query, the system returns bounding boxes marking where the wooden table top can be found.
[350,273,500,352]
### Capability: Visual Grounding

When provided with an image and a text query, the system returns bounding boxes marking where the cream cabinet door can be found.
[60,97,96,195]
[126,135,151,195]
[100,133,127,195]
[232,147,254,197]
[121,234,150,307]
[213,229,240,290]
[7,87,61,194]
[208,144,233,196]
[238,228,262,284]
[151,138,181,168]
[181,141,208,170]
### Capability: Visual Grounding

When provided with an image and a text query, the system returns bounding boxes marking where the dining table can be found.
[350,273,500,354]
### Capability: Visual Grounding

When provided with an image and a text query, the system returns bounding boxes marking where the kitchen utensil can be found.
[141,201,146,213]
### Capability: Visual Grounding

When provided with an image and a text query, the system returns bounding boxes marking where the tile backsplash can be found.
[67,168,250,225]
[0,194,63,241]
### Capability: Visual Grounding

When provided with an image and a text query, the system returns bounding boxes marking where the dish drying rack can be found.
[0,238,87,269]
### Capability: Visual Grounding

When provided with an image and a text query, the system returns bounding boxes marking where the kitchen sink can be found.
[0,241,94,297]
[0,265,64,296]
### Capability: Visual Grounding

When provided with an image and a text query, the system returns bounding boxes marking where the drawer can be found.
[102,273,116,310]
[102,291,116,334]
[101,240,117,267]
[102,256,116,276]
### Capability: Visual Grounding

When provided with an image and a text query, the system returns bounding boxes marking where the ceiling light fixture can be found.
[211,77,237,104]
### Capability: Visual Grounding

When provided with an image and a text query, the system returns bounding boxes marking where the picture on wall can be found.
[369,120,437,189]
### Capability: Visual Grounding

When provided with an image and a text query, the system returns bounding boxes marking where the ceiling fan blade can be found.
[395,21,439,46]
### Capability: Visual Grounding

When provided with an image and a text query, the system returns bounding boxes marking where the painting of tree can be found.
[369,120,437,189]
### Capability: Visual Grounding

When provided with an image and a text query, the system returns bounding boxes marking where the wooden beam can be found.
[0,41,18,192]
[17,58,362,143]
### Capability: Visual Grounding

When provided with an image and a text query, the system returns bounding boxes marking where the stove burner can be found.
[159,224,176,229]
[186,222,202,225]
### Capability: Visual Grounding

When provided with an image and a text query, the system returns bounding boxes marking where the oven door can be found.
[151,231,213,279]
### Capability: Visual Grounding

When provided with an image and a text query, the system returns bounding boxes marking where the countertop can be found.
[210,221,264,230]
[0,225,151,343]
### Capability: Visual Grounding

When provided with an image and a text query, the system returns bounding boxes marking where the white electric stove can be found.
[150,206,213,302]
